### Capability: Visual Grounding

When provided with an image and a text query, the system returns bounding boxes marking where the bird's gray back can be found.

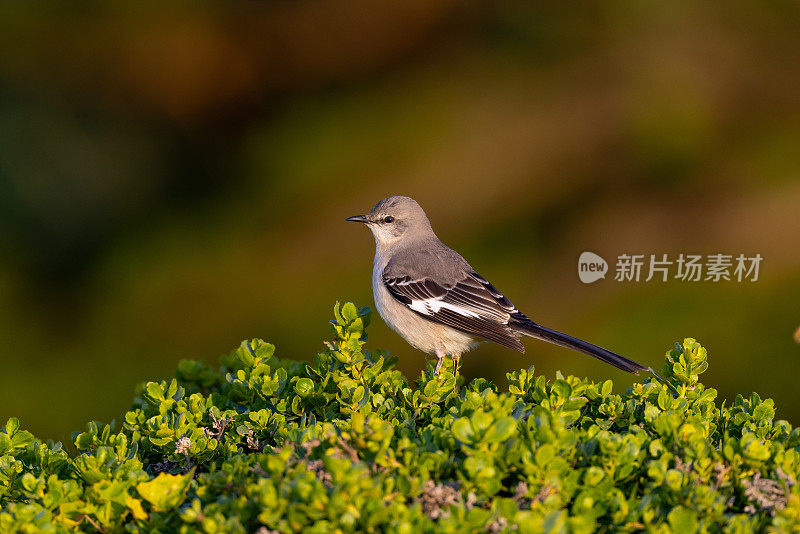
[384,236,473,287]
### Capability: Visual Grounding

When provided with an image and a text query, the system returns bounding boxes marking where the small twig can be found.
[337,436,360,463]
[81,514,105,533]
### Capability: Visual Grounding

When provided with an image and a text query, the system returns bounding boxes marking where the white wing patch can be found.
[408,297,482,318]
[382,269,527,352]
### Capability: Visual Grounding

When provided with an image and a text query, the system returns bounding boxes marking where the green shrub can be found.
[1,302,799,533]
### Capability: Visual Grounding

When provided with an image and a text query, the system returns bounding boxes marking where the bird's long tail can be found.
[510,317,648,375]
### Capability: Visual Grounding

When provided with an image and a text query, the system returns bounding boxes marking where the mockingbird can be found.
[347,196,647,377]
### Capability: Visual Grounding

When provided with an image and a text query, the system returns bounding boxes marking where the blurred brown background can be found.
[1,1,799,443]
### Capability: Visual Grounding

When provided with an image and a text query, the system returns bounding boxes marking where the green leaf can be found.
[342,302,359,322]
[333,302,344,324]
[696,388,717,404]
[254,342,275,362]
[352,385,365,405]
[10,430,34,451]
[471,412,493,435]
[0,432,11,455]
[743,439,771,461]
[657,388,672,410]
[5,417,19,436]
[146,382,164,402]
[535,444,555,466]
[452,418,474,443]
[294,378,314,397]
[562,397,588,411]
[668,506,698,532]
[551,379,571,399]
[0,426,33,453]
[486,416,516,443]
[137,471,194,511]
[21,473,39,492]
[127,496,148,520]
[291,396,303,415]
[753,402,775,423]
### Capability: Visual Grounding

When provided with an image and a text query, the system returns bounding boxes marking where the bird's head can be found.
[347,195,433,248]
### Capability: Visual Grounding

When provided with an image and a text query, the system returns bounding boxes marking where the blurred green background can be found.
[1,1,799,443]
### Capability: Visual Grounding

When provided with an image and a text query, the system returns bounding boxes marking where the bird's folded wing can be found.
[382,270,525,352]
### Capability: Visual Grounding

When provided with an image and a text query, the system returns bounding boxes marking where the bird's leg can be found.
[434,347,446,376]
[452,353,460,377]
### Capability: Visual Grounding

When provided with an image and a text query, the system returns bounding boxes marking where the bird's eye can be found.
[383,216,395,224]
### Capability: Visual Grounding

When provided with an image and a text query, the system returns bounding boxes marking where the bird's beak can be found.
[346,214,369,223]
